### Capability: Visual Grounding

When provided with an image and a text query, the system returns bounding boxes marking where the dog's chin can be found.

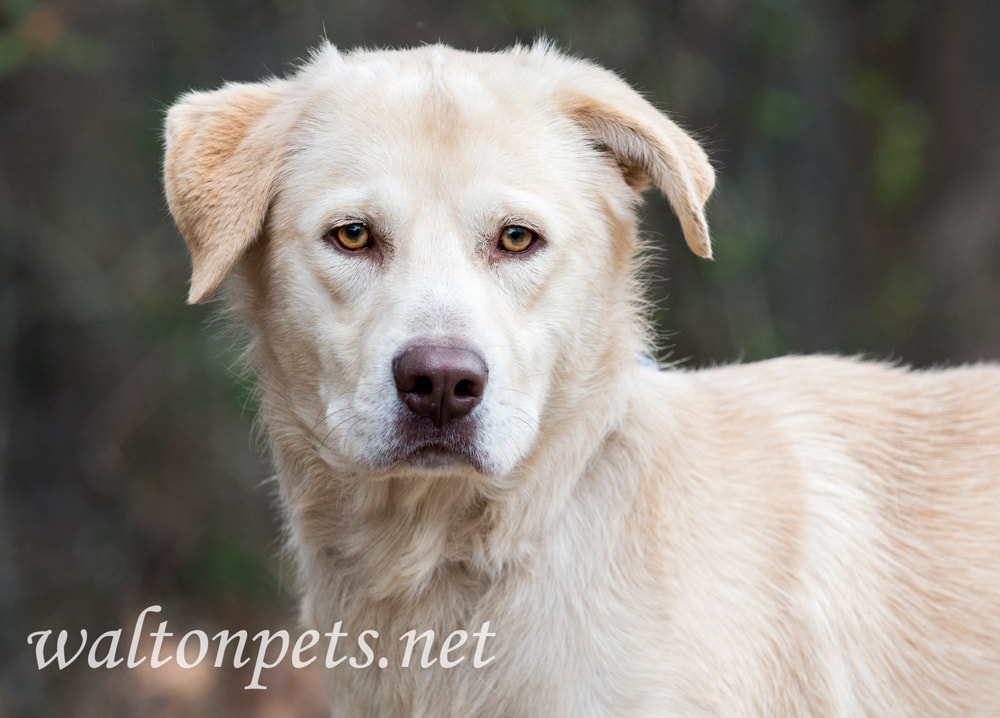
[395,443,487,475]
[358,444,488,480]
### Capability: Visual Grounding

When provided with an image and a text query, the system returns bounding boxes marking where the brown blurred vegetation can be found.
[1,0,998,715]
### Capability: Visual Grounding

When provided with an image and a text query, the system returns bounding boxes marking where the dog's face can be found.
[164,44,714,481]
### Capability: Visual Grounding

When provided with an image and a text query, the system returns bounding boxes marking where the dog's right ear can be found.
[164,80,289,304]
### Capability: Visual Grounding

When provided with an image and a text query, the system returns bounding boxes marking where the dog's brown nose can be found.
[392,344,488,426]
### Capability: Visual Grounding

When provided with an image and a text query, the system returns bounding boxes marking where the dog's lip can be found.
[384,413,487,473]
[407,444,466,464]
[405,441,476,466]
[388,438,486,474]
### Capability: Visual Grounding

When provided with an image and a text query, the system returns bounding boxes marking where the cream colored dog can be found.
[164,43,1000,717]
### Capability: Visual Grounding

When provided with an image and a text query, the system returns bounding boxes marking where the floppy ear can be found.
[552,59,715,257]
[163,80,289,303]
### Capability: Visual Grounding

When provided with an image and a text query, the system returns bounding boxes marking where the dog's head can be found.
[164,43,713,481]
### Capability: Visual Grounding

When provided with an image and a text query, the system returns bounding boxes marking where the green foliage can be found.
[187,532,279,601]
[0,0,107,78]
[747,1,812,58]
[870,260,930,340]
[752,86,808,140]
[845,67,930,211]
[481,0,572,31]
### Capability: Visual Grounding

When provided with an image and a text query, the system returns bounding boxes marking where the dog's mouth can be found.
[382,417,487,474]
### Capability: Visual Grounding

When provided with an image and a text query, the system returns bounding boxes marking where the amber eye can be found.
[328,223,372,251]
[498,225,537,254]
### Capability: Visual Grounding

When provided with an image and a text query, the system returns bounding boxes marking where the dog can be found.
[163,42,1000,717]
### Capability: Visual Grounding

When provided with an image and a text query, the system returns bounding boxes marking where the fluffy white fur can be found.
[164,43,1000,717]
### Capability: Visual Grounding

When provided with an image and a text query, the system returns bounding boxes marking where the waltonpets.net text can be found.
[27,605,496,689]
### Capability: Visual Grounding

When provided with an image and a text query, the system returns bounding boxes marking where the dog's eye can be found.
[498,225,537,254]
[327,223,372,251]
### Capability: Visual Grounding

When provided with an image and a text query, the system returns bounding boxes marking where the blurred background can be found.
[1,0,998,715]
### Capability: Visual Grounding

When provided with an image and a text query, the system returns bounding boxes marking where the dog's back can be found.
[623,357,1000,715]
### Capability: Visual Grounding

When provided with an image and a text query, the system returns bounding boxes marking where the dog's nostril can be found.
[393,343,489,427]
[412,376,433,394]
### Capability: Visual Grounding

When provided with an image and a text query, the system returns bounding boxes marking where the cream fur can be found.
[163,43,1000,717]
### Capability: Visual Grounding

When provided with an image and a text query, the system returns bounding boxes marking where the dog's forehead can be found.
[288,47,571,178]
[305,44,529,103]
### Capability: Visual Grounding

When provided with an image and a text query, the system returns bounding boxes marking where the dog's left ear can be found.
[552,58,715,257]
